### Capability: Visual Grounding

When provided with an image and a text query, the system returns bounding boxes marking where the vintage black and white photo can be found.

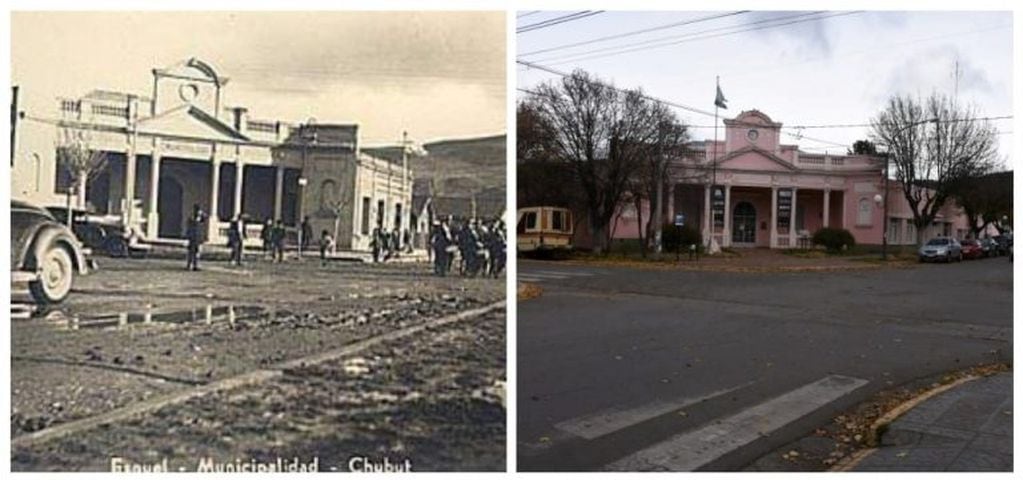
[10,10,507,472]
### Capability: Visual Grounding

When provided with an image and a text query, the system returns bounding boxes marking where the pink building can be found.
[613,110,975,248]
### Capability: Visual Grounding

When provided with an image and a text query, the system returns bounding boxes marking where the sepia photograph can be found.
[10,11,507,472]
[516,10,1013,472]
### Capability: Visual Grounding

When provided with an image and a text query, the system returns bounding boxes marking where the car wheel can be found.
[29,243,75,304]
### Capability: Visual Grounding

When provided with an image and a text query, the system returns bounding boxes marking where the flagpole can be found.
[711,75,719,248]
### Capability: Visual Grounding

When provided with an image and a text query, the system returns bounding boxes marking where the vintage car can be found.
[11,200,90,304]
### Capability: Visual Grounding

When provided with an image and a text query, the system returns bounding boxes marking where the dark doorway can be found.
[158,176,184,238]
[732,201,756,245]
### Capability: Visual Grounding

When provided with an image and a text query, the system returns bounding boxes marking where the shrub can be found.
[812,227,856,253]
[662,223,703,253]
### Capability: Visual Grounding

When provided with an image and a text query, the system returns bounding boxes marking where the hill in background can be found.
[364,134,506,218]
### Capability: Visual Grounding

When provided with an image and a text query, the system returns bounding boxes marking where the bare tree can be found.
[55,127,107,227]
[636,113,693,254]
[524,71,687,254]
[869,93,997,245]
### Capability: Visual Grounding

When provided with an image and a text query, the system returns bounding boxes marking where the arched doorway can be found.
[732,201,756,245]
[158,176,184,238]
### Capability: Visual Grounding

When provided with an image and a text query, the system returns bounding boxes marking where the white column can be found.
[770,186,778,248]
[273,166,284,220]
[722,185,732,248]
[822,189,831,228]
[146,146,161,239]
[790,187,799,248]
[123,149,137,225]
[208,157,221,240]
[666,183,676,225]
[703,184,711,245]
[233,162,245,217]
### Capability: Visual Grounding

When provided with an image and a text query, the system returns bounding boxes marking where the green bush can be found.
[812,227,856,253]
[662,223,703,252]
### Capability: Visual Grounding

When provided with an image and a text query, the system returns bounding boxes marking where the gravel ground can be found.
[12,256,505,471]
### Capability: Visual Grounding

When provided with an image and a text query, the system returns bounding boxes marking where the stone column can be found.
[770,186,778,248]
[124,148,137,225]
[791,187,799,244]
[722,185,732,248]
[208,153,221,240]
[233,162,245,217]
[703,184,711,245]
[273,166,284,220]
[823,189,831,228]
[146,141,161,239]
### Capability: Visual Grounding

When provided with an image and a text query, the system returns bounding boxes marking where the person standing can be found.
[185,204,207,271]
[300,215,313,256]
[430,220,450,276]
[271,219,286,263]
[261,218,274,259]
[319,229,334,266]
[371,224,383,263]
[227,214,246,266]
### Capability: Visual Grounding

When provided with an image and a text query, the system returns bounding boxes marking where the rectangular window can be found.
[54,153,74,194]
[377,199,385,227]
[525,212,537,231]
[564,210,573,232]
[361,197,371,235]
[394,203,402,230]
[888,218,900,244]
[552,210,564,231]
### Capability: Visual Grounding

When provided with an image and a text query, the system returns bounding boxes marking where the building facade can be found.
[612,110,976,248]
[11,58,412,251]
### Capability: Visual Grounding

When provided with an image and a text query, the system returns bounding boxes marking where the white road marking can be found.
[556,381,756,440]
[518,269,597,283]
[529,270,595,277]
[606,374,869,471]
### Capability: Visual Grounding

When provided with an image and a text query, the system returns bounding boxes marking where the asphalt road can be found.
[517,257,1012,471]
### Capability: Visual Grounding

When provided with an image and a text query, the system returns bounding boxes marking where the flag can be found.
[714,83,728,109]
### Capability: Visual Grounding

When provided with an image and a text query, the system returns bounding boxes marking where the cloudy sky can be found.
[12,11,506,145]
[517,10,1013,162]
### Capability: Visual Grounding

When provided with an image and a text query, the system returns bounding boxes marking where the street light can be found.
[297,176,308,258]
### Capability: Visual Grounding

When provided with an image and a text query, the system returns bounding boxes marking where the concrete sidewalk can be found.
[852,372,1012,472]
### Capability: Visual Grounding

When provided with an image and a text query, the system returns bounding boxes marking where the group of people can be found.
[430,216,506,278]
[185,205,505,275]
[369,225,413,263]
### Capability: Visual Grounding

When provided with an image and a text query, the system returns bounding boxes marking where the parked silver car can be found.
[918,237,962,263]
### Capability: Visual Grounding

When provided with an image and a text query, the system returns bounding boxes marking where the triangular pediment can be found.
[137,105,248,142]
[714,146,796,172]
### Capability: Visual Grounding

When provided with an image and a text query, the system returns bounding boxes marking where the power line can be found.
[517,11,542,19]
[517,11,605,34]
[518,11,751,57]
[537,11,863,66]
[530,10,827,63]
[519,78,1014,149]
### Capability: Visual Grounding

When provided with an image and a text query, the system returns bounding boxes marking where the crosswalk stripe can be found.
[529,270,595,277]
[556,381,755,440]
[606,374,869,471]
[518,276,546,283]
[519,272,573,279]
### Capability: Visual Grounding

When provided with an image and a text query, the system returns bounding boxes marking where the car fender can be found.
[24,224,88,275]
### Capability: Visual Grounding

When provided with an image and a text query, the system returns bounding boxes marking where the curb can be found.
[829,374,984,471]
